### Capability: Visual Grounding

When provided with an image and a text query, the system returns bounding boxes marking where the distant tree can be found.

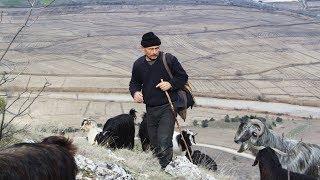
[276,117,283,123]
[224,115,230,122]
[193,120,199,127]
[201,119,209,128]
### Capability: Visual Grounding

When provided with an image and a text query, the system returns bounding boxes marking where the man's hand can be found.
[133,91,144,103]
[156,81,172,91]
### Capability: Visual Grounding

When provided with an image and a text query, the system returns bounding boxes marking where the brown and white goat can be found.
[80,118,102,145]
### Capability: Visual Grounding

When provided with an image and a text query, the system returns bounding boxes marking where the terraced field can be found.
[1,4,320,107]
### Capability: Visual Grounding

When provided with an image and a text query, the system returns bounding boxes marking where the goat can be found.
[234,118,320,178]
[138,113,150,151]
[80,118,102,145]
[253,147,316,180]
[172,129,197,156]
[95,109,136,149]
[0,136,78,180]
[172,129,218,172]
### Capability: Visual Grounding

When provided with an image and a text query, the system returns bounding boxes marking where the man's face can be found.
[143,46,160,60]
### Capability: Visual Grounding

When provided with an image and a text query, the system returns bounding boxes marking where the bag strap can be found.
[162,52,173,79]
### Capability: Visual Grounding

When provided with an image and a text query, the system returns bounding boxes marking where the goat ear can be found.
[192,136,196,144]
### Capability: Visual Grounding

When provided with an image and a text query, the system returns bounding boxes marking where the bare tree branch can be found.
[0,0,55,140]
[0,5,35,62]
[3,81,50,129]
[0,65,29,86]
[0,62,15,71]
[5,89,29,110]
[26,0,56,27]
[5,66,29,82]
[43,0,56,8]
[17,91,33,115]
[27,0,36,7]
[5,109,29,117]
[4,76,31,110]
[0,0,56,62]
[0,72,8,85]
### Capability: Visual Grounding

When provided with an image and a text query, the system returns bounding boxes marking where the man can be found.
[129,32,188,169]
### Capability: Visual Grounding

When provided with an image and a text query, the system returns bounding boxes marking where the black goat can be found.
[96,109,136,149]
[0,136,78,180]
[138,113,150,151]
[253,147,317,180]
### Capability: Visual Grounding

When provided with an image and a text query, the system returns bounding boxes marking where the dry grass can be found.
[1,124,231,179]
[73,137,172,179]
[73,137,223,179]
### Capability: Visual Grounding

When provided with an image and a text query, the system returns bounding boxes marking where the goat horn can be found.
[255,146,288,156]
[250,119,265,137]
[272,148,287,156]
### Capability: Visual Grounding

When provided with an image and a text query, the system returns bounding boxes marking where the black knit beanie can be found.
[141,32,161,48]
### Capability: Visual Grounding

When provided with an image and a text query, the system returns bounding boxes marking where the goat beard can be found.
[237,142,249,153]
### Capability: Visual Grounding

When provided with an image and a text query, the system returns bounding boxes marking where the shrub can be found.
[235,70,243,76]
[275,117,283,123]
[257,94,265,101]
[201,120,209,128]
[231,116,240,122]
[224,115,230,122]
[232,156,237,161]
[193,120,199,127]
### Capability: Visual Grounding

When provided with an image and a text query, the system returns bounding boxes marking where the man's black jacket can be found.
[129,52,188,107]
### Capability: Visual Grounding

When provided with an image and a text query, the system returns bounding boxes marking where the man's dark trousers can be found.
[146,103,175,169]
